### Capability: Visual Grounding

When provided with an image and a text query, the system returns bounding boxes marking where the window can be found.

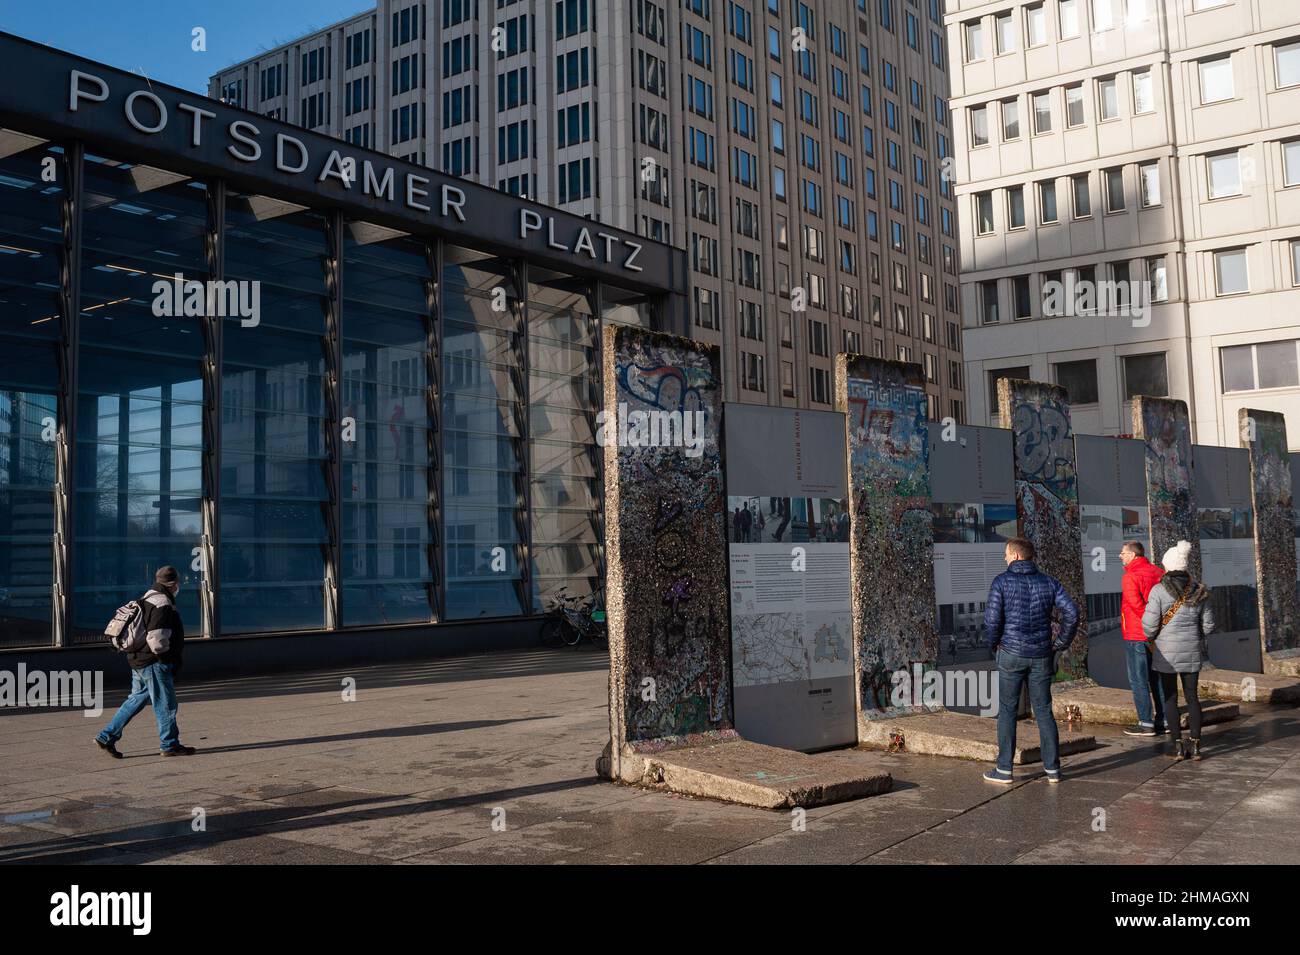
[1220,344,1255,392]
[1140,162,1161,206]
[975,192,995,234]
[1293,240,1300,286]
[1208,151,1242,198]
[1105,167,1125,212]
[1059,0,1080,38]
[1091,0,1114,32]
[1192,0,1229,8]
[1026,4,1047,46]
[1214,248,1249,295]
[988,366,1031,409]
[1055,359,1099,403]
[1098,76,1119,120]
[970,104,989,146]
[1008,186,1026,229]
[1033,91,1052,133]
[1123,353,1168,400]
[979,280,1000,323]
[1133,70,1154,113]
[1065,84,1085,126]
[1199,56,1234,104]
[965,20,986,62]
[1013,275,1032,318]
[1072,173,1091,217]
[1222,340,1300,392]
[995,11,1015,54]
[1002,99,1020,140]
[1283,140,1300,187]
[1148,256,1169,301]
[1039,180,1059,222]
[1278,40,1300,89]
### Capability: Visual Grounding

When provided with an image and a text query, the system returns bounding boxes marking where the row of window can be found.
[969,70,1157,146]
[964,0,1158,62]
[986,352,1169,410]
[974,163,1163,234]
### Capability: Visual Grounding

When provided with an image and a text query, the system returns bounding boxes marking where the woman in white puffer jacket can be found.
[1142,540,1216,762]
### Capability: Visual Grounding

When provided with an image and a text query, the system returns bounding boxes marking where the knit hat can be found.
[154,565,180,586]
[1160,540,1192,572]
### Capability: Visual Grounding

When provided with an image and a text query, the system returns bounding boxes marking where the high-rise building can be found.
[210,0,966,417]
[949,0,1300,447]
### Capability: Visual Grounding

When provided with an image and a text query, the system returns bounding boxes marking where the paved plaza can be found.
[2,648,1298,864]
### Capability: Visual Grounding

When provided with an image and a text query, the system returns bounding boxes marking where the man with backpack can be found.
[95,565,195,758]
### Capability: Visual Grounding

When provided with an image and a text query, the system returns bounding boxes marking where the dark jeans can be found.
[996,649,1059,774]
[97,661,180,751]
[1157,671,1201,741]
[1125,639,1166,728]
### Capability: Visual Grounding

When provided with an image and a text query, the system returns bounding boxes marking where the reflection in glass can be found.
[73,153,206,639]
[442,246,526,618]
[529,269,599,609]
[221,194,330,632]
[0,132,62,646]
[341,222,434,624]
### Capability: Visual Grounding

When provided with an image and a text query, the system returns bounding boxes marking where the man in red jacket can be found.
[1120,542,1166,736]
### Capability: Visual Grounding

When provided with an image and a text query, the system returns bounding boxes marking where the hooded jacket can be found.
[1120,555,1164,642]
[984,559,1080,658]
[1142,571,1215,673]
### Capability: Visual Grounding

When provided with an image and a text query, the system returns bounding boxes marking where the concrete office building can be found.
[949,0,1300,447]
[210,0,967,419]
[0,33,683,658]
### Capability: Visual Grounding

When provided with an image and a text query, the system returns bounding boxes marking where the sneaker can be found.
[1044,769,1062,784]
[160,744,197,757]
[1123,724,1158,737]
[95,738,123,759]
[983,768,1014,785]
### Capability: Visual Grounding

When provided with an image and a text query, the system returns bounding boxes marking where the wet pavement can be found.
[2,647,1297,864]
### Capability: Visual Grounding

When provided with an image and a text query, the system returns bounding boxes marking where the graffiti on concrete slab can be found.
[1133,396,1200,580]
[1240,409,1300,654]
[603,327,731,746]
[998,378,1087,679]
[837,356,937,713]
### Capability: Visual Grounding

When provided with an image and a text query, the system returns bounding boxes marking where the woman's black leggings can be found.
[1157,671,1201,741]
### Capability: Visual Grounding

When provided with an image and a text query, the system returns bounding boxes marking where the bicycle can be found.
[539,587,608,649]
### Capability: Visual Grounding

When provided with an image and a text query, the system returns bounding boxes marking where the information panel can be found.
[927,423,1017,667]
[1076,434,1150,687]
[724,404,855,751]
[1194,445,1261,672]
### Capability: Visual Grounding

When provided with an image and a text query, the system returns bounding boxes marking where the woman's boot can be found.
[1189,739,1202,762]
[1167,739,1186,761]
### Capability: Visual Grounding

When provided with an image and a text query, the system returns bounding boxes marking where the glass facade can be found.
[442,247,526,620]
[221,195,331,633]
[0,126,670,648]
[74,154,207,641]
[0,135,63,648]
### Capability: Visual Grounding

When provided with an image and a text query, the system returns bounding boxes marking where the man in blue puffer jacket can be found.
[982,537,1080,785]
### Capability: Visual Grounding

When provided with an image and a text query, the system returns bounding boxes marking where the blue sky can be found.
[1,0,375,92]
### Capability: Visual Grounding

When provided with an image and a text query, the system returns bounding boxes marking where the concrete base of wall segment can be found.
[857,710,1097,765]
[1052,679,1239,728]
[596,738,894,810]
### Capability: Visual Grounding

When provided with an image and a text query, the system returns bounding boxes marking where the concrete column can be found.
[997,378,1087,679]
[1238,409,1300,660]
[1132,396,1201,580]
[836,355,937,719]
[602,326,732,780]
